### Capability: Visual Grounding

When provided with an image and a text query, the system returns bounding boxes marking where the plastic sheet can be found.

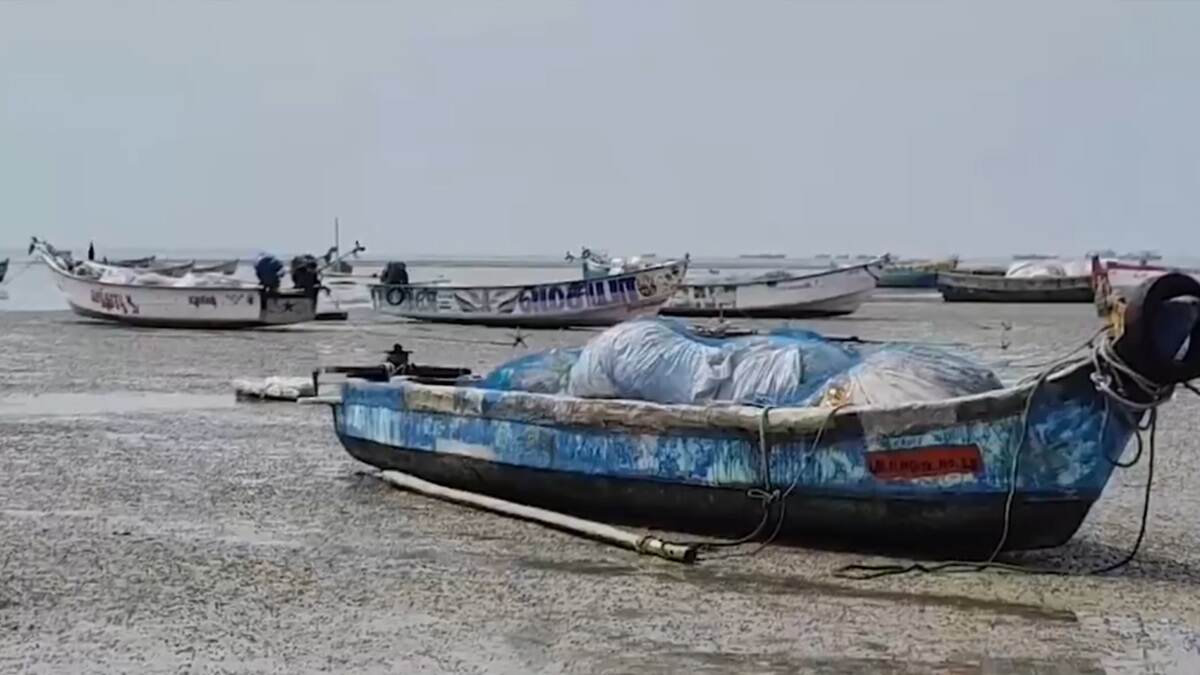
[564,320,858,406]
[233,377,316,401]
[479,318,1001,409]
[480,348,582,394]
[806,344,1002,408]
[567,319,733,404]
[1006,259,1091,279]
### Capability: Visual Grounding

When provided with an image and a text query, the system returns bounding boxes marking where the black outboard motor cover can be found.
[290,254,321,293]
[255,255,284,292]
[381,261,410,286]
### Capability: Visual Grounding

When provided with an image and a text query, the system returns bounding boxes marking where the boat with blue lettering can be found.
[321,272,1200,554]
[369,259,688,328]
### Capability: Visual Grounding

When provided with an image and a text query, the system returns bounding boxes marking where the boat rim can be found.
[368,259,688,292]
[338,357,1093,437]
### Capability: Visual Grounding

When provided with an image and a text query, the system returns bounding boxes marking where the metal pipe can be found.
[376,469,698,564]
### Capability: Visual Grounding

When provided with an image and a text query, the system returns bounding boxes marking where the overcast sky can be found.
[2,1,1198,258]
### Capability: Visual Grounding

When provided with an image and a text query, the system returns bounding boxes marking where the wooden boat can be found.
[0,258,8,284]
[938,270,1094,302]
[370,261,688,327]
[323,273,1200,554]
[662,260,882,318]
[193,259,239,275]
[29,238,318,328]
[877,258,958,289]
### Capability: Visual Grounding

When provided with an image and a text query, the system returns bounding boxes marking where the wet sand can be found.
[2,303,1199,673]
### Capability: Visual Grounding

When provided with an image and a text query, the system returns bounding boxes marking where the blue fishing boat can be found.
[324,274,1200,555]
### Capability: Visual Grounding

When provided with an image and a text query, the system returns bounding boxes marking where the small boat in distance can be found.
[738,253,787,260]
[29,237,319,329]
[937,270,1093,302]
[877,257,958,289]
[662,259,883,318]
[193,259,239,275]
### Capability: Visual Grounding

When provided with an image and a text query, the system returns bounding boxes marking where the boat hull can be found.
[337,432,1096,553]
[938,272,1093,303]
[370,262,687,328]
[333,364,1132,554]
[663,263,880,318]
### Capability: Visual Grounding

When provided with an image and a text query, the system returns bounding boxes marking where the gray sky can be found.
[2,1,1198,257]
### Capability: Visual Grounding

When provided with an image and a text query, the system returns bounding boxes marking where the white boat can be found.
[662,260,882,318]
[30,238,318,329]
[370,261,689,327]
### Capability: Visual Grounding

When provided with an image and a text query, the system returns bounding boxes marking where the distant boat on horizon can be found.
[738,253,787,260]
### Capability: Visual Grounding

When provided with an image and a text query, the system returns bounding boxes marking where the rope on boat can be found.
[690,404,843,561]
[833,327,1184,580]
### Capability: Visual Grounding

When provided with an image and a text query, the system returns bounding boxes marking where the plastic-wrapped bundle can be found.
[806,344,1002,408]
[565,320,859,406]
[718,329,859,406]
[479,348,582,394]
[567,319,732,404]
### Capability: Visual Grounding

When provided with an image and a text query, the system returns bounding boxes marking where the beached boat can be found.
[370,261,688,327]
[193,259,239,275]
[0,258,8,283]
[29,238,318,328]
[937,270,1093,303]
[877,258,958,289]
[323,273,1200,554]
[663,260,882,318]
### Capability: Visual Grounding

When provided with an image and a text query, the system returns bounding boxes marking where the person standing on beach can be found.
[87,242,95,261]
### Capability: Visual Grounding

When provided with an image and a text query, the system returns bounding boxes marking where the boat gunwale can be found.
[340,359,1094,439]
[366,260,688,293]
[677,259,883,290]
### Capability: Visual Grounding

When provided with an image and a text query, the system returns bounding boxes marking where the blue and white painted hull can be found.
[332,360,1135,554]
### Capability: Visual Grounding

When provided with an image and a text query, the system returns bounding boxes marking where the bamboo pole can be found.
[377,470,698,564]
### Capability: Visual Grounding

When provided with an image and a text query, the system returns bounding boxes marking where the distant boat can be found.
[938,270,1093,302]
[876,257,958,289]
[1012,253,1057,261]
[738,253,787,260]
[104,256,195,278]
[29,237,319,328]
[371,261,689,327]
[193,259,239,275]
[662,260,883,318]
